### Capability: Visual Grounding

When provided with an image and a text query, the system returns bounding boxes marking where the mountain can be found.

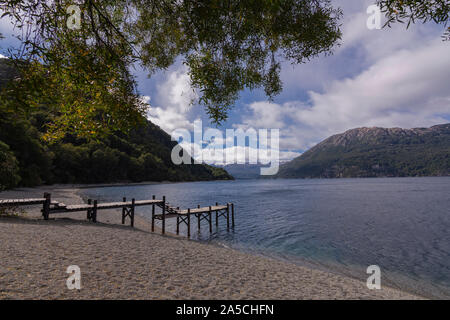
[0,58,19,88]
[0,59,232,189]
[277,124,450,178]
[219,164,264,179]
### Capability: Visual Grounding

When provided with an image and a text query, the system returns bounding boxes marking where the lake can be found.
[79,177,450,299]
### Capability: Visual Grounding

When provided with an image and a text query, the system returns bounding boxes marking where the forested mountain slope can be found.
[277,124,450,178]
[0,58,232,189]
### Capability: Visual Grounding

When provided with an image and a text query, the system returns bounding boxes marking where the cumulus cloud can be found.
[238,101,292,129]
[240,37,450,151]
[146,68,198,132]
[0,11,21,51]
[175,140,299,168]
[171,119,300,167]
[299,39,450,130]
[278,0,443,95]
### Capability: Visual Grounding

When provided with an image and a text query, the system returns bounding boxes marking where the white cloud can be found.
[240,37,450,152]
[298,38,450,131]
[0,10,21,51]
[0,11,14,33]
[338,8,441,64]
[146,68,198,132]
[278,0,443,95]
[239,101,292,129]
[176,140,300,166]
[0,54,7,59]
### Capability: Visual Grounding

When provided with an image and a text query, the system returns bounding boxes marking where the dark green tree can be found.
[0,141,21,190]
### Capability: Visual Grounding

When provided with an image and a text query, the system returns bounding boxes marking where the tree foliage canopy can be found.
[0,0,342,140]
[376,0,449,29]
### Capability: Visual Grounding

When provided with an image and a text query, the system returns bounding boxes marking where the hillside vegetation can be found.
[0,59,232,190]
[277,124,450,178]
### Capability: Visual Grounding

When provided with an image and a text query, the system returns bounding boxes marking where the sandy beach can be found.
[0,186,421,300]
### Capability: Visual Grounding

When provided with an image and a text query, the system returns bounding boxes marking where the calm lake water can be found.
[79,177,450,299]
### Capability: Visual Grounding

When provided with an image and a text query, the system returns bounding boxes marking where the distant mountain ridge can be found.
[219,164,264,179]
[277,124,450,178]
[0,58,18,88]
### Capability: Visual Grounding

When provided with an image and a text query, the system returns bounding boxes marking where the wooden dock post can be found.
[42,193,51,220]
[176,215,180,235]
[226,203,230,229]
[122,197,126,224]
[92,200,98,223]
[87,199,92,220]
[187,208,191,238]
[162,196,166,235]
[231,203,235,228]
[197,205,201,230]
[151,195,155,232]
[130,198,135,227]
[215,202,219,226]
[208,206,212,233]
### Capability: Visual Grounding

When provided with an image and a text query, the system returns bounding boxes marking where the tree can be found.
[376,0,449,39]
[0,0,342,140]
[0,141,21,190]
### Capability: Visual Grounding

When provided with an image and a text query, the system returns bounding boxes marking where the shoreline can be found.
[0,185,423,299]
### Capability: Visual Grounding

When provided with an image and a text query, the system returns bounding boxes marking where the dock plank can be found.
[177,205,228,215]
[55,199,164,212]
[153,205,228,217]
[0,198,46,206]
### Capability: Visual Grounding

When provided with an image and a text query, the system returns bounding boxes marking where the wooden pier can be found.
[152,200,235,238]
[0,193,235,238]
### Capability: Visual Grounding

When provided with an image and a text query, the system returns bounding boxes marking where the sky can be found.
[1,0,449,163]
